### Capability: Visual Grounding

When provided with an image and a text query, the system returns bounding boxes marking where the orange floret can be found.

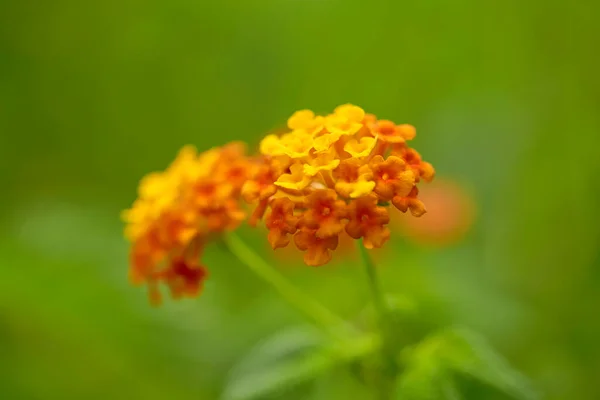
[368,120,416,143]
[294,228,339,266]
[301,189,347,239]
[265,198,299,249]
[346,194,391,249]
[393,145,435,183]
[370,155,415,201]
[392,186,427,217]
[161,257,208,301]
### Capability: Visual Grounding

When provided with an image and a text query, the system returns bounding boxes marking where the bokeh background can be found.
[1,1,599,399]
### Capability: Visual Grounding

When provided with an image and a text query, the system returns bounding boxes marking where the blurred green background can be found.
[1,0,599,399]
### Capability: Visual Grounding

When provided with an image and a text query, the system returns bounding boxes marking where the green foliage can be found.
[223,326,380,400]
[397,327,537,400]
[223,292,534,400]
[224,327,331,400]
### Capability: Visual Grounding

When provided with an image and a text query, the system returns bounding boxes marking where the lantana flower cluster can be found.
[121,143,249,304]
[123,104,434,302]
[242,104,434,266]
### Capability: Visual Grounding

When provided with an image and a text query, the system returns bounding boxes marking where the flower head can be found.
[243,104,435,266]
[122,143,251,304]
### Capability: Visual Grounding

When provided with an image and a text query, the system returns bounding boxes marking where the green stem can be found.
[358,240,395,400]
[223,232,347,337]
[359,241,388,324]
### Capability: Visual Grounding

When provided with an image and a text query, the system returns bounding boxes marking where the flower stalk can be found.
[223,232,348,338]
[359,240,396,400]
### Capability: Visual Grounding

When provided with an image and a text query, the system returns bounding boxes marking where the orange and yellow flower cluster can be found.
[122,143,249,304]
[243,104,434,266]
[123,104,435,302]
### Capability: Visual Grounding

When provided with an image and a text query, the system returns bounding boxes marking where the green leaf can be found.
[311,368,372,400]
[223,326,334,400]
[436,327,538,400]
[358,293,425,350]
[224,351,335,400]
[395,356,447,400]
[396,326,538,400]
[223,327,382,400]
[440,377,464,400]
[395,332,465,400]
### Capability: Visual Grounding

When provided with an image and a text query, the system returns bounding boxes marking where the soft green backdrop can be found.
[1,1,598,399]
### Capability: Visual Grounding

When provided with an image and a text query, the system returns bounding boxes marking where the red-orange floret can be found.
[393,145,435,183]
[301,189,347,238]
[345,194,391,249]
[370,155,415,201]
[392,186,427,217]
[294,228,340,266]
[265,198,299,249]
[368,120,416,143]
[161,257,209,301]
